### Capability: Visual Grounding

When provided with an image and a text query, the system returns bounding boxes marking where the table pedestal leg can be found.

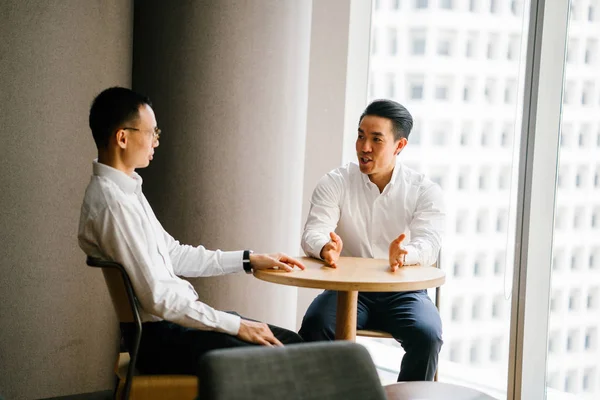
[335,290,358,341]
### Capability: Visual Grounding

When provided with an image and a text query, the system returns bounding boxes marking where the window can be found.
[504,79,517,104]
[465,32,478,58]
[582,82,594,105]
[415,0,428,9]
[566,330,578,352]
[492,295,503,318]
[494,253,504,275]
[567,38,579,64]
[569,290,581,311]
[490,0,498,14]
[452,298,464,321]
[456,210,468,234]
[550,290,561,312]
[440,0,452,10]
[463,78,475,102]
[585,39,597,65]
[435,83,449,100]
[507,34,520,60]
[510,0,520,15]
[487,33,499,59]
[490,338,502,362]
[472,296,483,319]
[501,124,513,147]
[469,341,480,363]
[437,30,456,56]
[371,28,378,55]
[458,169,469,190]
[410,29,427,55]
[393,0,401,10]
[388,27,398,55]
[449,341,462,362]
[386,73,395,98]
[496,209,507,233]
[485,78,496,103]
[469,0,478,13]
[408,76,425,100]
[585,328,597,350]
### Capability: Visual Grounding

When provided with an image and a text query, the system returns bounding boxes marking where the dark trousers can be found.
[121,313,303,375]
[299,290,442,382]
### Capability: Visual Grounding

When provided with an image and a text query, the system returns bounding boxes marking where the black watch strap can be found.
[243,250,254,274]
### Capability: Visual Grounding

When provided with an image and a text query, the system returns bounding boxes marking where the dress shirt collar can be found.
[359,158,403,190]
[93,159,142,194]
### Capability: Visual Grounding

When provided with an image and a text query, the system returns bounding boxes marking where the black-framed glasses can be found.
[123,127,161,141]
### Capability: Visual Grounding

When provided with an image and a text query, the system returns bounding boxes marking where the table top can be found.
[384,381,495,399]
[253,256,445,292]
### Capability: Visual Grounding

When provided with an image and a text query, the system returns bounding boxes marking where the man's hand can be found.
[389,233,408,272]
[249,253,306,272]
[320,232,343,268]
[236,319,283,347]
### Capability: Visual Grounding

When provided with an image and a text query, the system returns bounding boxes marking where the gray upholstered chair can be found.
[197,341,387,400]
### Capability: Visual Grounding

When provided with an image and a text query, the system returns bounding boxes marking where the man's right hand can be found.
[320,232,343,268]
[236,319,283,347]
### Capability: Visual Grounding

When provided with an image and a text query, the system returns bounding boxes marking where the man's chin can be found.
[358,163,371,174]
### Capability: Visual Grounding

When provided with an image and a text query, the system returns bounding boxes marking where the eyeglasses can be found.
[123,127,161,141]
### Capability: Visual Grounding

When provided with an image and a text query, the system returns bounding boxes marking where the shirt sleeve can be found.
[162,229,244,278]
[403,182,445,267]
[90,203,241,335]
[301,173,343,259]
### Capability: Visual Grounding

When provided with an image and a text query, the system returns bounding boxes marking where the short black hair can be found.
[359,99,413,141]
[88,87,152,149]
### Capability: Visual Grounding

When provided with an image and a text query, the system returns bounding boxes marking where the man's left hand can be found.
[249,253,306,272]
[389,233,408,272]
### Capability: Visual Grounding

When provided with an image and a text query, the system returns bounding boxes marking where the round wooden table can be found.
[384,382,495,399]
[254,256,445,341]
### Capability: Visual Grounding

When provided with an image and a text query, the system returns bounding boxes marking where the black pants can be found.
[299,290,442,382]
[121,313,303,375]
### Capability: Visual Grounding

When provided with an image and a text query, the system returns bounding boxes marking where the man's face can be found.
[355,115,405,177]
[121,104,159,170]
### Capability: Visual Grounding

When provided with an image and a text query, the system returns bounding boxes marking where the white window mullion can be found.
[509,1,570,399]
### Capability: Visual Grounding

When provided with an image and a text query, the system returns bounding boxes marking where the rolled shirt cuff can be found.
[215,310,242,336]
[403,245,421,266]
[220,250,245,274]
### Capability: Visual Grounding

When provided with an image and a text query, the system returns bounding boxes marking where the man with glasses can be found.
[78,86,305,375]
[299,99,445,382]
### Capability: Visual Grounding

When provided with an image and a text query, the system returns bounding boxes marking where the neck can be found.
[368,164,395,193]
[98,149,134,176]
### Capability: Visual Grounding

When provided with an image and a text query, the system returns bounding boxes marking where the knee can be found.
[299,311,335,342]
[411,320,443,353]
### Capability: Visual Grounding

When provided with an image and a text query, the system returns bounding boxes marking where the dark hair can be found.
[359,99,413,141]
[88,87,152,149]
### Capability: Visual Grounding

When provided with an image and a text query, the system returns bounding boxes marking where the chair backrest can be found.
[86,257,142,400]
[197,342,387,400]
[86,257,139,323]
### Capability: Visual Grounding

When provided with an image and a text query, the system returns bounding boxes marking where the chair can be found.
[356,251,443,381]
[86,257,197,400]
[197,341,388,400]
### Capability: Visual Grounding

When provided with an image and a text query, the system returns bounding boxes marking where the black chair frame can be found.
[87,257,142,400]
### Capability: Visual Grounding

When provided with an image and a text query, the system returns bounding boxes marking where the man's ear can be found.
[115,129,128,149]
[395,137,408,156]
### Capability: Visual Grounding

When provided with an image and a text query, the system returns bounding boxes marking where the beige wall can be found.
[0,1,133,398]
[132,0,312,329]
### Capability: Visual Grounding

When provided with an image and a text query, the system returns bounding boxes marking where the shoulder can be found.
[81,176,132,219]
[399,164,443,198]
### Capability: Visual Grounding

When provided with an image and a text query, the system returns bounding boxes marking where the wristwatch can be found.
[243,250,254,274]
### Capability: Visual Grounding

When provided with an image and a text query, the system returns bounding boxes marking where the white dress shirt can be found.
[78,161,243,335]
[302,161,444,267]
